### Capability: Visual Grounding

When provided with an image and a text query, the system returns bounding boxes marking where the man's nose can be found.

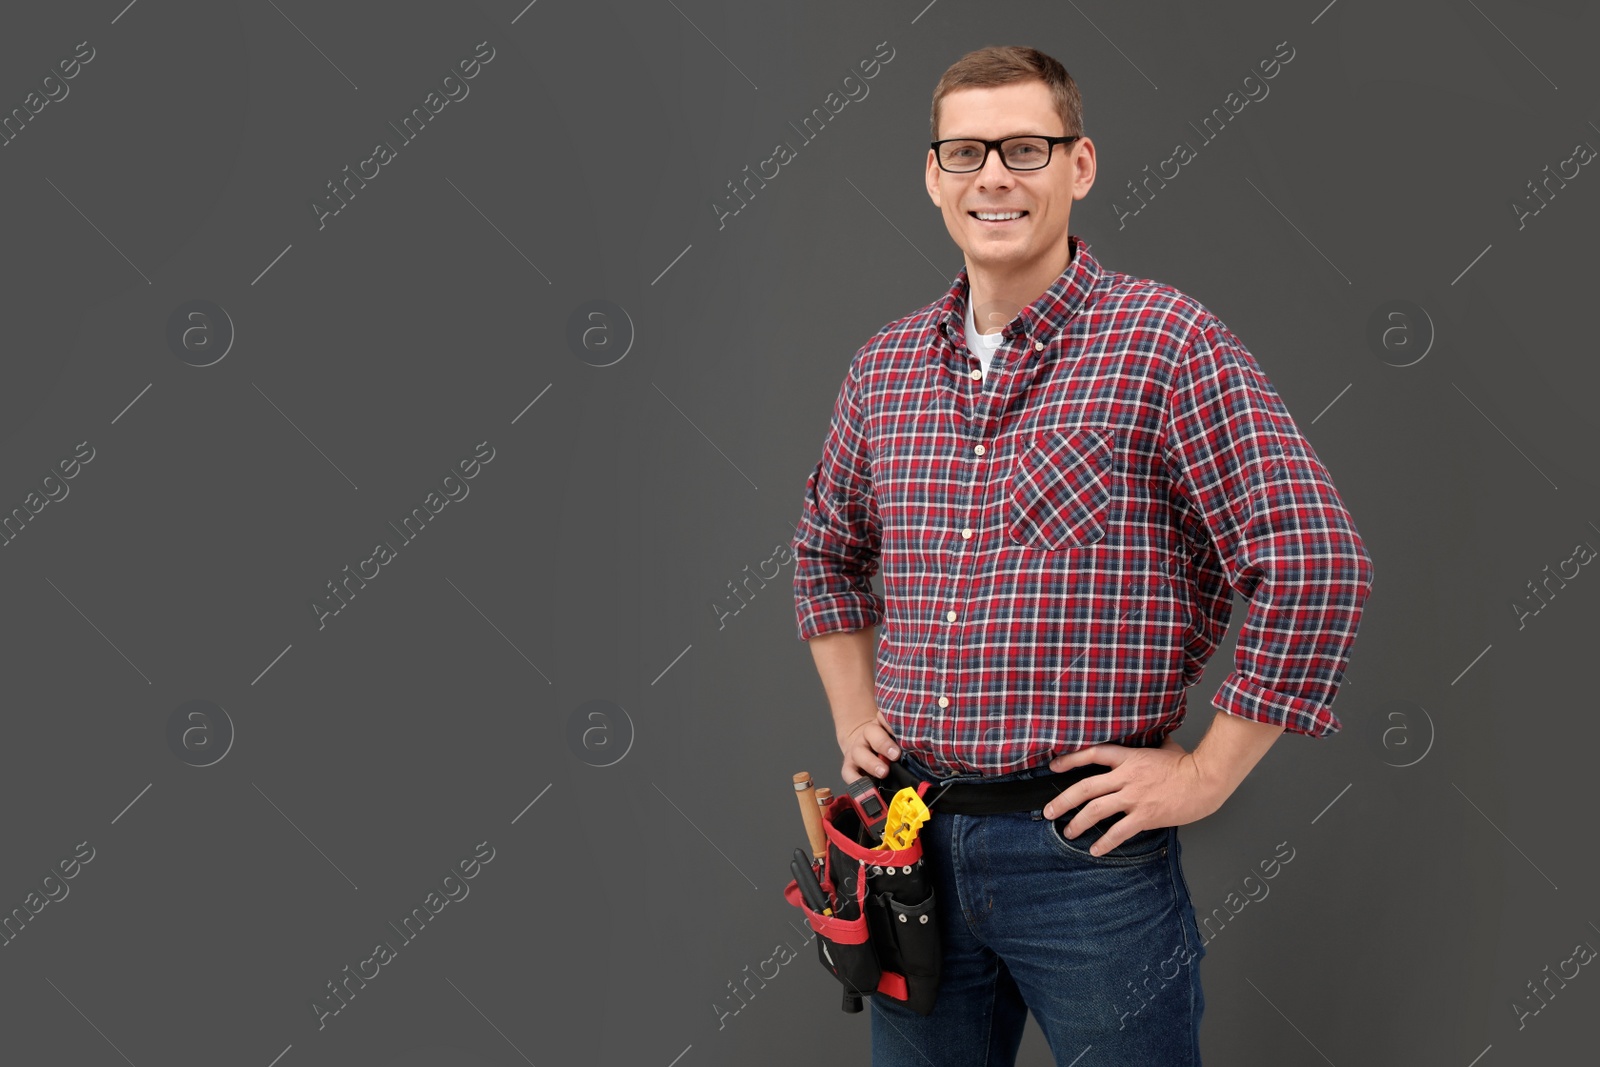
[975,147,1015,187]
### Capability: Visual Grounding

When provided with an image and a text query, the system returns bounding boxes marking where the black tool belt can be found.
[871,751,1115,815]
[783,779,942,1016]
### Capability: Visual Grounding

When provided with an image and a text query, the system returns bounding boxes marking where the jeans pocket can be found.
[1048,806,1170,866]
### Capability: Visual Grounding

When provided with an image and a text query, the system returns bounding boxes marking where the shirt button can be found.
[969,369,982,380]
[1034,340,1044,350]
[974,444,986,456]
[946,610,957,622]
[961,528,973,539]
[937,696,950,708]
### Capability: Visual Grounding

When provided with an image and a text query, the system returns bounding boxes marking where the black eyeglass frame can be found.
[930,134,1083,173]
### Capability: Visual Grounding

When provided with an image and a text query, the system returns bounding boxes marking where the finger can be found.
[1060,792,1128,838]
[1089,821,1142,857]
[865,723,901,761]
[851,741,892,778]
[1043,774,1121,821]
[1049,743,1123,773]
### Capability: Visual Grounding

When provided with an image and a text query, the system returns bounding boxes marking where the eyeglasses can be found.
[931,135,1081,173]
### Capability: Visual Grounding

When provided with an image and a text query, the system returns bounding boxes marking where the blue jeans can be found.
[871,751,1207,1066]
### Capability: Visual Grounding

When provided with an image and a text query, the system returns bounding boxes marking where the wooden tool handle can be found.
[793,772,828,860]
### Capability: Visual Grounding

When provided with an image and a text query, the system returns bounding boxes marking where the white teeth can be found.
[974,211,1025,221]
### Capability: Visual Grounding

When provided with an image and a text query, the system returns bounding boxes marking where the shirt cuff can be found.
[795,593,884,641]
[1211,670,1342,737]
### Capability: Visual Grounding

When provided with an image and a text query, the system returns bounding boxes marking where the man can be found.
[790,45,1374,1065]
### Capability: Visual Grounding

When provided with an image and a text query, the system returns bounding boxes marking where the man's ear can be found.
[1072,138,1097,201]
[926,150,943,206]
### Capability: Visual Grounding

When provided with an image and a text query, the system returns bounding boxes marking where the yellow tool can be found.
[878,787,931,850]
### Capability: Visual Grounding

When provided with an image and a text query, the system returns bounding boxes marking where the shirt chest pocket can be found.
[1004,426,1115,549]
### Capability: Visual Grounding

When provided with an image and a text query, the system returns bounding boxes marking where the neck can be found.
[966,238,1075,335]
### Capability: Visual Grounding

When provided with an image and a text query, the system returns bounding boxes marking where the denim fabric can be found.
[871,750,1206,1066]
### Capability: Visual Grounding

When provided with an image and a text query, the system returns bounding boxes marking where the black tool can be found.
[846,775,889,832]
[791,849,832,915]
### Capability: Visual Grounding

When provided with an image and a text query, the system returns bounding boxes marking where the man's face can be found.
[925,80,1095,276]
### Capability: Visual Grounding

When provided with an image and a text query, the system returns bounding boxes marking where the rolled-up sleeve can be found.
[1160,314,1374,736]
[792,354,884,641]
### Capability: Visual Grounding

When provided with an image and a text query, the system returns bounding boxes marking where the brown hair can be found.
[929,46,1083,141]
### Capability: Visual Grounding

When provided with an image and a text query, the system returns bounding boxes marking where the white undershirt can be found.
[964,296,1007,384]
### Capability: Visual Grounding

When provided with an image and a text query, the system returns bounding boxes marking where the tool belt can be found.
[782,777,941,1016]
[781,752,1129,1015]
[877,750,1117,814]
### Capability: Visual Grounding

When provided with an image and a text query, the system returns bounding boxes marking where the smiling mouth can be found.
[970,211,1028,224]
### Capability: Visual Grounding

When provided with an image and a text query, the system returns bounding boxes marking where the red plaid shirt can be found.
[792,236,1374,777]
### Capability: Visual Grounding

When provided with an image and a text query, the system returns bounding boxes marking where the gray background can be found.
[1,0,1595,1064]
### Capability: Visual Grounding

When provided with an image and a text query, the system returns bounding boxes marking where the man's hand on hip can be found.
[1041,738,1226,857]
[839,713,901,782]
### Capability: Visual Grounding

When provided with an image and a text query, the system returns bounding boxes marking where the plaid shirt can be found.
[791,236,1374,777]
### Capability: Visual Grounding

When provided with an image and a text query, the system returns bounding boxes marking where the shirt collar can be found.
[935,235,1103,355]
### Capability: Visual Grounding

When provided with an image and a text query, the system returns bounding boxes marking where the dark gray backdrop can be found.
[2,1,1595,1064]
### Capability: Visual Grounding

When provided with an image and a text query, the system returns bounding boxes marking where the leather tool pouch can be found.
[782,780,942,1015]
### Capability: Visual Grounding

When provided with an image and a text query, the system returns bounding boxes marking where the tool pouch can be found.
[782,779,942,1015]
